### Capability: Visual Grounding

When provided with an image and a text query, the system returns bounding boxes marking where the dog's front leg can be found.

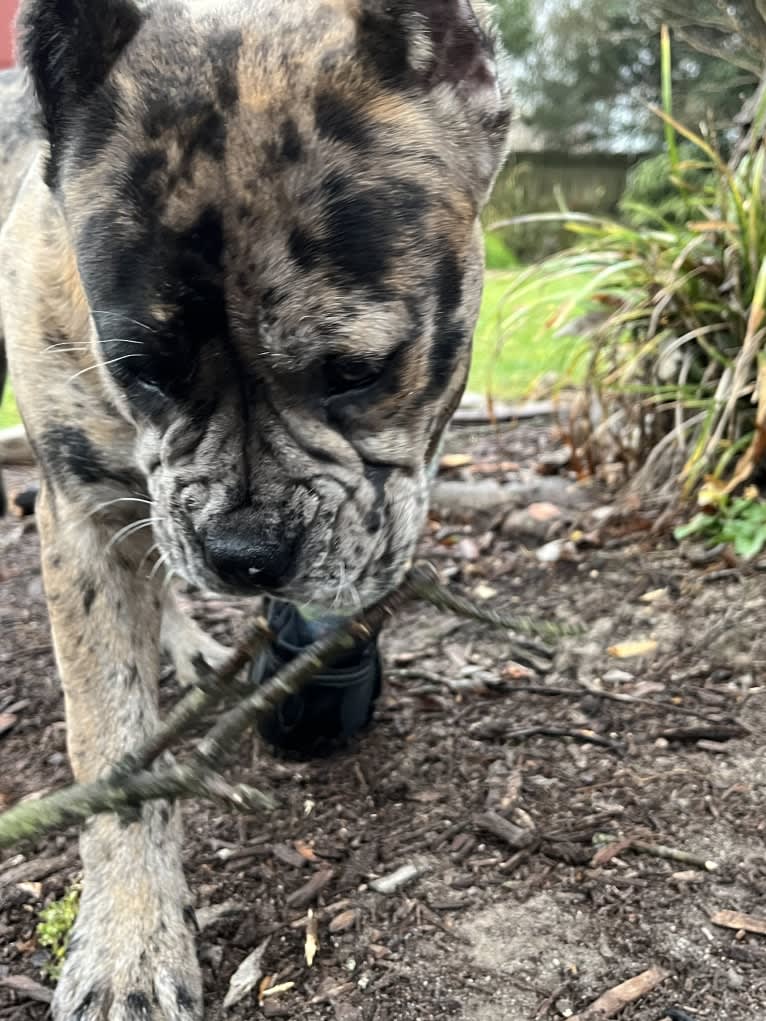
[38,488,202,1021]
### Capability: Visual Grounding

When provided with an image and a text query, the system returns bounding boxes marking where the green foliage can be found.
[619,144,707,227]
[37,886,80,981]
[492,0,534,59]
[675,496,766,559]
[484,232,519,270]
[0,384,19,429]
[509,0,756,153]
[484,33,766,493]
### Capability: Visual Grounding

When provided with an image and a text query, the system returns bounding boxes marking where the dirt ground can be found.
[1,417,766,1021]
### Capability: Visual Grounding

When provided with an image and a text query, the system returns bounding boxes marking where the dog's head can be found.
[21,0,512,609]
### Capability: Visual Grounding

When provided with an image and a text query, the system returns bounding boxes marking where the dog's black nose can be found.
[203,513,295,591]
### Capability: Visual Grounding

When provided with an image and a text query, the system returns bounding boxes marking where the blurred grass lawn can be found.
[466,270,588,398]
[0,260,586,426]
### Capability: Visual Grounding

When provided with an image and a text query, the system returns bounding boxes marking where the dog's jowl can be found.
[0,1,512,1017]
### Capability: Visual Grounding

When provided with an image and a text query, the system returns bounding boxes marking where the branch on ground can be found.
[0,564,564,850]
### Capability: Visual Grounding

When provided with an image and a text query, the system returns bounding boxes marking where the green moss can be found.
[37,885,80,981]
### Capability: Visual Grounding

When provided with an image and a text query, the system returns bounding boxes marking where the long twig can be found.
[0,568,425,848]
[0,566,568,850]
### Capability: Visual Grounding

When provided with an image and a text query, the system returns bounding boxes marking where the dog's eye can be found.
[324,357,381,397]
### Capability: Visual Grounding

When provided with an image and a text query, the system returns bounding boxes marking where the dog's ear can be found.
[18,0,143,182]
[360,0,511,195]
[362,0,505,97]
[405,0,499,94]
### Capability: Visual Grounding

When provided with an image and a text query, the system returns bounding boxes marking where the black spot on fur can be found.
[74,989,97,1019]
[40,425,140,489]
[364,464,390,508]
[125,664,139,688]
[183,904,199,931]
[315,91,372,149]
[176,985,196,1012]
[435,249,464,323]
[424,249,466,398]
[364,509,382,534]
[125,991,152,1018]
[209,28,242,109]
[357,11,410,83]
[67,81,124,181]
[183,107,226,165]
[125,150,168,212]
[289,226,319,270]
[427,324,467,397]
[319,173,429,292]
[179,206,224,270]
[280,118,303,161]
[83,585,96,615]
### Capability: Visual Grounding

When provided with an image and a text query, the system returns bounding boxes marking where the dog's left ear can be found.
[361,0,512,195]
[405,0,499,94]
[18,0,143,184]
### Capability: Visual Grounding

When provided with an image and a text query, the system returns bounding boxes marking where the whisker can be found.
[105,516,163,553]
[67,353,144,383]
[85,496,153,520]
[91,311,158,334]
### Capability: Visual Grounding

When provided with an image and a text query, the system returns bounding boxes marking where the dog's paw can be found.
[52,907,202,1021]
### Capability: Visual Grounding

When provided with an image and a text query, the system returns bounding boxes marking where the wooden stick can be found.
[569,966,671,1021]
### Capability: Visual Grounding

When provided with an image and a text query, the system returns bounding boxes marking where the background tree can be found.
[493,0,764,153]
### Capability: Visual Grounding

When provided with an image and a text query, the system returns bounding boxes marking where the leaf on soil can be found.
[607,639,658,659]
[223,936,271,1010]
[294,840,318,862]
[711,910,766,936]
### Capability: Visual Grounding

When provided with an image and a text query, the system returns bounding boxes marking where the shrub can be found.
[485,28,766,503]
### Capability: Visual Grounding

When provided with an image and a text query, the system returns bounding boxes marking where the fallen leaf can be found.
[711,910,766,936]
[305,910,319,967]
[607,639,658,659]
[294,840,318,862]
[223,937,270,1010]
[591,838,633,867]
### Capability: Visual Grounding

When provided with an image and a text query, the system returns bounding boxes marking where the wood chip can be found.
[711,910,766,936]
[223,937,270,1010]
[0,975,53,1004]
[0,713,18,737]
[305,910,319,967]
[475,811,536,850]
[568,966,670,1020]
[370,864,423,895]
[329,909,358,934]
[287,868,334,909]
[272,843,308,868]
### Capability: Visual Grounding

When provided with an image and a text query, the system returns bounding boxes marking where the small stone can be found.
[603,669,634,684]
